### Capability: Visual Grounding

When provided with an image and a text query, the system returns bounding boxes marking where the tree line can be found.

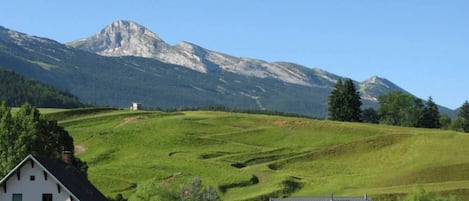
[328,79,469,132]
[0,68,88,108]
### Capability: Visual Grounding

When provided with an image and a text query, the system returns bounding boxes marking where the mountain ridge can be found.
[0,22,457,118]
[66,20,425,105]
[67,20,342,87]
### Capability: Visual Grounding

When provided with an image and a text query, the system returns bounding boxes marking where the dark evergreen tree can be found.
[328,80,344,121]
[456,101,469,132]
[407,98,424,127]
[362,107,379,124]
[419,97,441,128]
[328,79,362,122]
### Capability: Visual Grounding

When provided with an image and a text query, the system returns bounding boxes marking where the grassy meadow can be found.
[42,108,469,201]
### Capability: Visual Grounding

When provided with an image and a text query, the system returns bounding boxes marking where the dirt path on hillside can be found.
[75,144,86,154]
[115,116,147,128]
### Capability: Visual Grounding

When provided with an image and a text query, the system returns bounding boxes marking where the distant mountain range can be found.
[0,20,456,118]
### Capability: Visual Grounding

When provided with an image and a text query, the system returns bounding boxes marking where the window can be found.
[12,194,22,201]
[30,175,35,181]
[42,194,52,201]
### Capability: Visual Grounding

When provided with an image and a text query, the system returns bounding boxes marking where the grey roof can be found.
[0,155,107,201]
[270,197,372,201]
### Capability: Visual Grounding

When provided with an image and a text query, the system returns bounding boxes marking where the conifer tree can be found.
[457,101,469,132]
[362,107,379,124]
[342,79,362,122]
[328,79,362,122]
[419,97,441,128]
[328,80,344,121]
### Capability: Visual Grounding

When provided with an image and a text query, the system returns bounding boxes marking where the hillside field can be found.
[44,108,469,201]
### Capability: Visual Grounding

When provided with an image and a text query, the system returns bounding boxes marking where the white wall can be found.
[0,160,72,201]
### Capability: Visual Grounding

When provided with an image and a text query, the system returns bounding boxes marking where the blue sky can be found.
[1,0,468,109]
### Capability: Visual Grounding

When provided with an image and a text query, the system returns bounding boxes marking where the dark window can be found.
[42,194,52,201]
[30,175,35,181]
[12,194,22,201]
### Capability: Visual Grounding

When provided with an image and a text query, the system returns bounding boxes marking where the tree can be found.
[362,107,379,124]
[378,91,423,127]
[439,114,452,130]
[419,97,440,128]
[328,79,362,122]
[0,102,87,177]
[328,79,344,121]
[181,177,221,201]
[0,102,14,174]
[134,178,179,201]
[451,101,469,132]
[457,101,469,132]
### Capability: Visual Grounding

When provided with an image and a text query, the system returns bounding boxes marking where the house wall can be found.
[0,160,72,201]
[131,103,141,110]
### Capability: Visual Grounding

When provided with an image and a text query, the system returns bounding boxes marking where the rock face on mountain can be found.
[68,20,411,104]
[359,76,408,102]
[68,20,332,87]
[1,22,456,118]
[67,20,166,57]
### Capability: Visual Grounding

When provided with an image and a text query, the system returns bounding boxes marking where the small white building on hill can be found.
[130,102,142,111]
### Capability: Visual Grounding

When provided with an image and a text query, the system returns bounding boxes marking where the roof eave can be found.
[0,155,80,201]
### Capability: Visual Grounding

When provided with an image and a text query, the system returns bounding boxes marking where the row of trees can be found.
[0,102,87,177]
[328,79,469,132]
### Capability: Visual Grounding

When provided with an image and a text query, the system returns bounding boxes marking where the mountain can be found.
[68,20,333,87]
[0,68,86,108]
[0,21,456,118]
[359,76,408,102]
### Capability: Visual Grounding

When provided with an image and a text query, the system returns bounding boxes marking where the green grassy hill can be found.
[47,109,469,201]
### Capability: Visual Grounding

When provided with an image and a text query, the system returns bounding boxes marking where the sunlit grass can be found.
[43,109,469,200]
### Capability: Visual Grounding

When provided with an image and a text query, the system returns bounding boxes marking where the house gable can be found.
[0,155,76,201]
[0,155,107,201]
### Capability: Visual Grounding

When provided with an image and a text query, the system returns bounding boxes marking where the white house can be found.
[130,102,142,111]
[0,152,107,201]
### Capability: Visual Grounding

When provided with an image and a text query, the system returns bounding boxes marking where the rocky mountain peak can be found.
[359,75,407,102]
[101,20,162,42]
[67,20,169,58]
[67,20,410,95]
[362,76,394,88]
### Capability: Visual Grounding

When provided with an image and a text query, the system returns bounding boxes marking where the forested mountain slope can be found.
[0,68,85,108]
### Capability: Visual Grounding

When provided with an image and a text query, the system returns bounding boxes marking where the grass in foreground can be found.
[48,108,469,201]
